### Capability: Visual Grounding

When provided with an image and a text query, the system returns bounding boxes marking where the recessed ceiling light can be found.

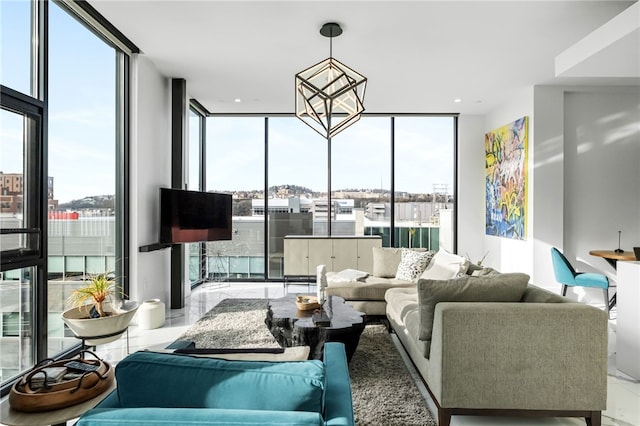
[453,98,462,103]
[234,98,241,103]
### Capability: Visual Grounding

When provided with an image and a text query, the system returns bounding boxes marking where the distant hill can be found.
[58,195,115,210]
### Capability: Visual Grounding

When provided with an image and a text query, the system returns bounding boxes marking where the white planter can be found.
[138,299,166,330]
[62,301,139,346]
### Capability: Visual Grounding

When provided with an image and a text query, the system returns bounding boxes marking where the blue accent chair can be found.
[550,247,613,316]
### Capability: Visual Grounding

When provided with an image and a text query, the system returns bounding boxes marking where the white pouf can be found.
[138,299,166,330]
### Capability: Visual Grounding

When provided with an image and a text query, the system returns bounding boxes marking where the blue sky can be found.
[207,115,454,194]
[2,1,454,203]
[2,1,115,203]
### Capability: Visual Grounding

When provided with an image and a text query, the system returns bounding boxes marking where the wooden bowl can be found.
[295,295,322,311]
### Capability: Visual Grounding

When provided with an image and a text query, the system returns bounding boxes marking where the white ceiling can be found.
[89,0,640,115]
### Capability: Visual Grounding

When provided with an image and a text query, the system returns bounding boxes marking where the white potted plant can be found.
[61,272,138,346]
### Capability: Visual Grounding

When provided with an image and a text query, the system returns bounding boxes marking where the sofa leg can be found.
[585,411,601,426]
[438,408,452,426]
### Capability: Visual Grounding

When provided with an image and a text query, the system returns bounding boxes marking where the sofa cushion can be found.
[395,249,435,281]
[326,275,413,301]
[114,351,326,413]
[384,287,431,357]
[420,249,469,280]
[416,272,530,341]
[372,247,403,277]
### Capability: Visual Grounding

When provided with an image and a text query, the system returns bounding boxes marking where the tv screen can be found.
[160,188,232,243]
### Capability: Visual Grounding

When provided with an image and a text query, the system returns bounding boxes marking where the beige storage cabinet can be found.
[283,236,382,277]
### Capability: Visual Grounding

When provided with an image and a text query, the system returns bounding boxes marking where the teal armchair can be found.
[77,342,354,426]
[550,247,612,316]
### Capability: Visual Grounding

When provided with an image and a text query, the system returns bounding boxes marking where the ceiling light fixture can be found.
[295,22,367,139]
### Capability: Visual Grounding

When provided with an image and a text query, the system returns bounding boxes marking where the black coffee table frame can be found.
[265,295,364,361]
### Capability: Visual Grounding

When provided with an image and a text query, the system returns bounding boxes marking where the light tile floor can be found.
[94,282,639,426]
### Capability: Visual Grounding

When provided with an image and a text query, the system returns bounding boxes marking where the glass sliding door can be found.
[331,117,391,244]
[394,117,455,250]
[47,2,119,356]
[206,117,264,281]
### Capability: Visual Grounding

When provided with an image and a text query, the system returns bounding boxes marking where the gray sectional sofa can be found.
[325,247,608,425]
[385,275,608,426]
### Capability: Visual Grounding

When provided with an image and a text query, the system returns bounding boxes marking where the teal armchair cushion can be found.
[114,351,326,413]
[575,272,609,288]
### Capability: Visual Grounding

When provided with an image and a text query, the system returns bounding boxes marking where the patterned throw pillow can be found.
[395,249,434,281]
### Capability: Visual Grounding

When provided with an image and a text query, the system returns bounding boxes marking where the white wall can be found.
[531,85,640,306]
[458,85,640,306]
[563,88,640,280]
[129,55,172,306]
[457,114,485,262]
[482,88,535,275]
[531,86,565,290]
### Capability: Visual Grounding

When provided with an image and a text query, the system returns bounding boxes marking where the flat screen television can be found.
[159,188,232,244]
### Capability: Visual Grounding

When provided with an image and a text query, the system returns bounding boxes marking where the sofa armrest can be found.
[323,342,355,426]
[93,390,119,409]
[429,302,608,411]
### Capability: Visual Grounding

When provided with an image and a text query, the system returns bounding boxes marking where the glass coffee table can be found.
[265,294,364,361]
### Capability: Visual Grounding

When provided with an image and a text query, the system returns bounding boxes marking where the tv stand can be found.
[138,242,175,252]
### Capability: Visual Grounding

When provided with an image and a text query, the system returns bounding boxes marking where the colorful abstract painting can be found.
[485,116,528,240]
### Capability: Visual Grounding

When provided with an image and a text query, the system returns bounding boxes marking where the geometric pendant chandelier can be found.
[295,22,367,139]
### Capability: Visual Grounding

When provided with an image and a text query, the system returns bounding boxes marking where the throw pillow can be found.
[416,272,530,341]
[420,249,469,280]
[372,247,403,277]
[395,249,434,281]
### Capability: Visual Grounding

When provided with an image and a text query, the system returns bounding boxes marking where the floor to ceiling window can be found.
[394,117,455,250]
[331,117,391,242]
[0,0,44,387]
[1,0,132,390]
[205,115,456,281]
[267,118,327,278]
[206,117,265,280]
[187,107,204,285]
[46,2,121,357]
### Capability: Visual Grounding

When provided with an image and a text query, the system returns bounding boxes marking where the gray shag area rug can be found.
[174,298,436,426]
